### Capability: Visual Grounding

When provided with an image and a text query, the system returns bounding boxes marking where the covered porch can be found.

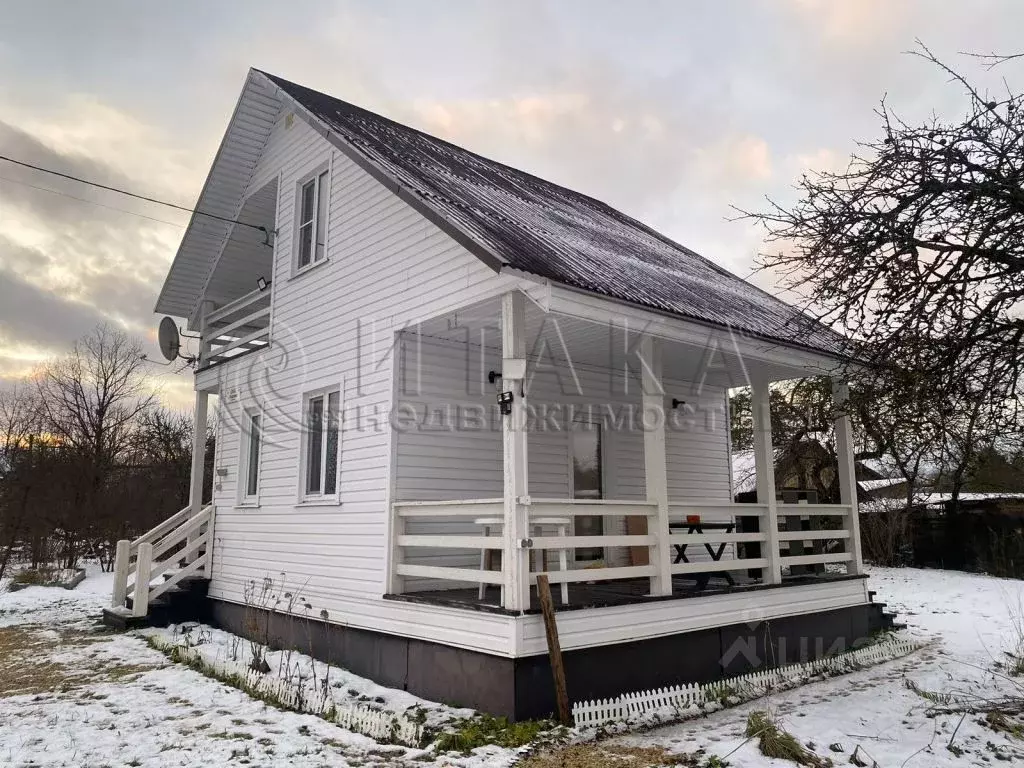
[384,287,864,615]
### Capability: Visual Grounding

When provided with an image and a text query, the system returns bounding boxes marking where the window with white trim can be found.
[304,390,340,497]
[296,169,330,269]
[242,411,261,500]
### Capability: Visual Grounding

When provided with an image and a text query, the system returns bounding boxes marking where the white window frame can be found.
[299,387,342,503]
[238,407,263,506]
[293,159,332,275]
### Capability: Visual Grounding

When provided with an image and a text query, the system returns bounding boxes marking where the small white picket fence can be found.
[572,635,919,728]
[149,637,423,746]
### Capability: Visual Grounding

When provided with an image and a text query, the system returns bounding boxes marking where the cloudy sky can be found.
[1,0,1021,407]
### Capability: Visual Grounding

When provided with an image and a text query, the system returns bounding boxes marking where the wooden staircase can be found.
[103,504,215,629]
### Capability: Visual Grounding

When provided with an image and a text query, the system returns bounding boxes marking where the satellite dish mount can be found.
[158,316,197,366]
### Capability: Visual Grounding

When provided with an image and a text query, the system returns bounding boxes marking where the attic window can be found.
[297,170,329,269]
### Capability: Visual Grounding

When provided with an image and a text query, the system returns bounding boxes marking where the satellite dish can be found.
[158,316,181,362]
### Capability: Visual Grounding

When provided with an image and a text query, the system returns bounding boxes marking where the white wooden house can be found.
[106,70,888,719]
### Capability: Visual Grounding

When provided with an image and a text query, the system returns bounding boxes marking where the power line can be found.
[0,154,271,235]
[0,174,187,228]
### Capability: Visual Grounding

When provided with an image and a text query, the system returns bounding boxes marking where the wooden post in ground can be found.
[111,539,131,608]
[536,573,571,726]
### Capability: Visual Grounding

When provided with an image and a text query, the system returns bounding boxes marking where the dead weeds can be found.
[519,743,721,768]
[745,710,832,768]
[984,711,1024,740]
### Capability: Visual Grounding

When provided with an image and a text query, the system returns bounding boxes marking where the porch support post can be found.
[185,388,209,564]
[501,291,530,611]
[197,298,215,367]
[640,336,672,596]
[831,380,864,575]
[751,381,782,584]
[189,389,210,515]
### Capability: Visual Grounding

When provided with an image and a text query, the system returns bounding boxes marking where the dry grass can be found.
[985,711,1024,740]
[0,625,157,698]
[519,743,716,768]
[745,711,832,768]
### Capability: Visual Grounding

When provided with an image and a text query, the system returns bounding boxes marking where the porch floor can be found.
[385,572,864,615]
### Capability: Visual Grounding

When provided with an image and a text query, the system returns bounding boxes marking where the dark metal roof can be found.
[261,71,847,358]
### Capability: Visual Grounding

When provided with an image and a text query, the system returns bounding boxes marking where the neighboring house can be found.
[105,70,889,719]
[731,444,908,503]
[909,493,1024,576]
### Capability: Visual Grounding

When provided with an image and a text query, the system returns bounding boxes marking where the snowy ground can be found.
[0,567,465,767]
[1,566,1023,766]
[617,567,1024,766]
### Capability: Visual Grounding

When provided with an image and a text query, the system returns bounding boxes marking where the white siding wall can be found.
[200,110,742,654]
[206,113,517,654]
[395,337,731,503]
[393,336,732,577]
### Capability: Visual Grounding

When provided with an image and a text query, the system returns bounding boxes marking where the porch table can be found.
[669,519,736,590]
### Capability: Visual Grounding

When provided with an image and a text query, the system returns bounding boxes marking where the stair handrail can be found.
[124,508,214,591]
[112,503,215,613]
[131,505,192,548]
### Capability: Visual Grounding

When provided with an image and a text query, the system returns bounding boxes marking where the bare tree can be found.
[743,42,1022,429]
[35,324,155,567]
[0,384,42,580]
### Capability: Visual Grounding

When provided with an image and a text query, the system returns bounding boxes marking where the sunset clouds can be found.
[1,0,1022,407]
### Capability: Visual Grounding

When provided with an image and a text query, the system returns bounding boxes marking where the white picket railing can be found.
[111,504,216,617]
[525,499,659,587]
[392,498,663,597]
[200,288,271,368]
[776,503,854,571]
[572,635,920,728]
[393,499,505,590]
[390,498,858,605]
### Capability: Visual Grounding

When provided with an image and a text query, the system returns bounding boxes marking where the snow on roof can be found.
[263,71,850,359]
[859,477,907,492]
[732,449,908,497]
[859,457,899,479]
[921,492,1024,508]
[861,492,1024,513]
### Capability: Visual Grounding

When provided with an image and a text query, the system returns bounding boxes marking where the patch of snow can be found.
[5,563,1024,766]
[0,565,522,767]
[142,621,474,743]
[616,566,1024,766]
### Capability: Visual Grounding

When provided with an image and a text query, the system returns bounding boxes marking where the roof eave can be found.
[251,70,506,274]
[530,274,855,370]
[155,69,282,321]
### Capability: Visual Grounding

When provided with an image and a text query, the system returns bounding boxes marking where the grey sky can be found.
[1,0,1022,406]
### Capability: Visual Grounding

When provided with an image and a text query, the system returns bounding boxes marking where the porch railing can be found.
[111,503,216,617]
[668,502,770,577]
[390,497,856,609]
[200,288,271,368]
[776,503,854,569]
